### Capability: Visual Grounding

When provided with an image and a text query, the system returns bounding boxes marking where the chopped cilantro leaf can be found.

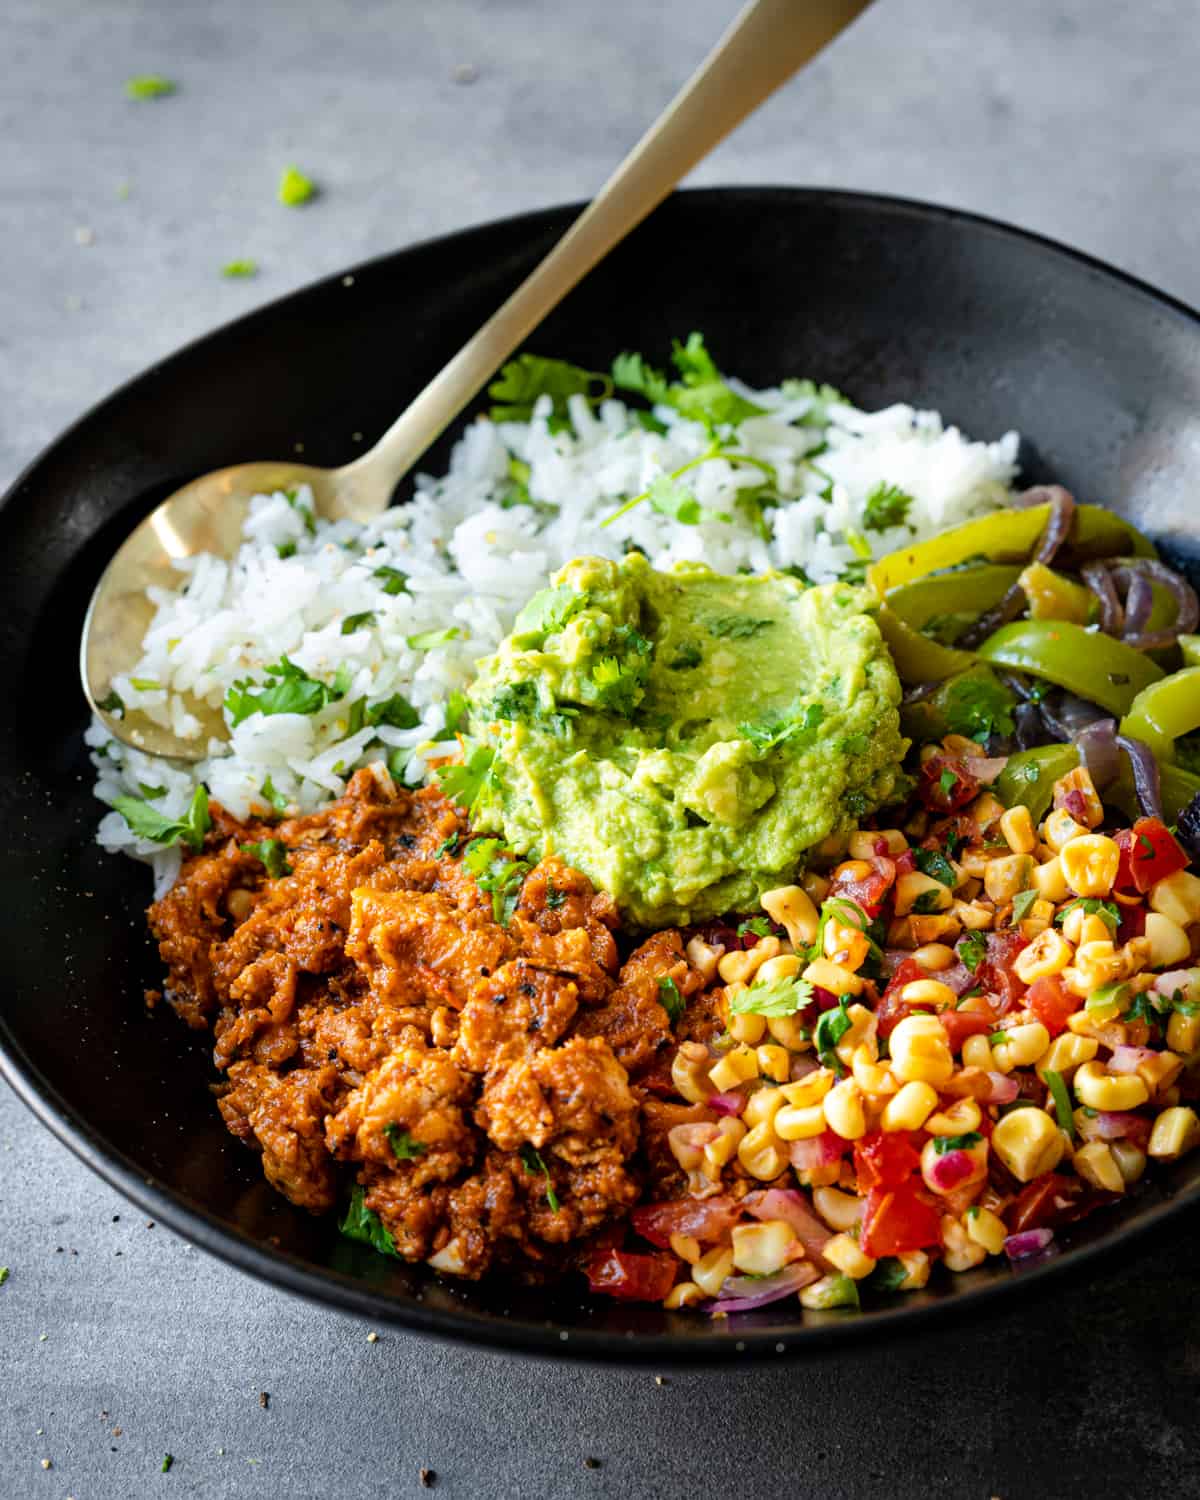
[435,832,461,858]
[365,692,420,729]
[932,1132,982,1154]
[612,333,762,431]
[240,839,292,878]
[463,837,529,926]
[277,540,297,559]
[225,655,347,725]
[958,931,988,973]
[1011,888,1039,923]
[545,880,568,910]
[137,783,166,800]
[98,688,125,717]
[372,565,408,595]
[866,1256,909,1292]
[511,585,585,644]
[433,689,471,743]
[125,75,175,100]
[862,481,914,532]
[161,1454,174,1473]
[221,258,258,278]
[437,745,496,812]
[339,1184,399,1257]
[342,611,376,634]
[729,976,814,1019]
[667,643,703,670]
[519,1143,561,1213]
[278,165,316,206]
[913,847,956,887]
[941,670,1016,741]
[1054,898,1120,933]
[384,1124,427,1160]
[260,776,289,815]
[709,615,773,640]
[488,354,610,425]
[938,768,960,799]
[406,627,460,650]
[814,997,854,1073]
[738,701,825,755]
[737,916,774,939]
[912,889,945,915]
[113,784,210,852]
[658,976,685,1025]
[647,475,703,525]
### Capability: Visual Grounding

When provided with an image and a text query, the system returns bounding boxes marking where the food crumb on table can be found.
[419,1468,436,1488]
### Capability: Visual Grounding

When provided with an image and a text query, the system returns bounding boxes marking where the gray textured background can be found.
[4,1,1200,1496]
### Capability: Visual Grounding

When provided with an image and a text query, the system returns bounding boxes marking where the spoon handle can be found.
[342,0,873,504]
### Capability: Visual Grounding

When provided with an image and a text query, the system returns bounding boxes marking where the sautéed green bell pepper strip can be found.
[1180,635,1200,668]
[1119,667,1200,763]
[975,619,1163,716]
[995,744,1080,822]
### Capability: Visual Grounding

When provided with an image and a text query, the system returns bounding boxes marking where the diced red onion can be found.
[1080,561,1124,636]
[1154,969,1199,1001]
[1077,1109,1149,1143]
[964,755,1008,785]
[789,1054,820,1082]
[1004,1227,1055,1261]
[706,1091,745,1118]
[788,1135,844,1173]
[1077,718,1120,786]
[960,490,1076,649]
[1118,567,1155,637]
[982,1071,1020,1105]
[744,1187,834,1266]
[1108,1045,1157,1074]
[927,1149,976,1191]
[1111,557,1199,650]
[812,986,838,1010]
[1115,734,1164,821]
[710,1261,819,1314]
[1178,793,1200,862]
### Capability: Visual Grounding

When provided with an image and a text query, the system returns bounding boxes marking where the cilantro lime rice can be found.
[89,337,1018,890]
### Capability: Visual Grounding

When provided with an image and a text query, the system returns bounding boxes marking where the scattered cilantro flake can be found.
[862,481,914,532]
[942,670,1016,741]
[913,847,956,887]
[1054,897,1120,933]
[667,643,703,670]
[738,700,825,756]
[372,565,408,595]
[384,1124,427,1160]
[260,776,289,815]
[0,1267,8,1286]
[866,1256,909,1292]
[225,655,347,725]
[406,627,460,650]
[658,976,685,1025]
[814,997,853,1073]
[912,889,946,916]
[137,783,166,800]
[277,540,297,560]
[611,333,762,432]
[729,975,814,1020]
[463,837,529,926]
[435,832,461,858]
[278,165,316,206]
[341,611,376,635]
[241,839,292,879]
[221,258,258,278]
[958,931,988,973]
[647,475,703,525]
[161,1454,174,1473]
[1011,888,1039,923]
[545,880,567,910]
[737,916,774,939]
[113,785,210,852]
[98,688,125,717]
[365,692,420,730]
[709,615,773,640]
[519,1143,561,1213]
[488,354,611,425]
[433,689,471,743]
[1043,1068,1075,1139]
[125,75,175,100]
[437,745,496,812]
[339,1185,399,1257]
[932,1132,982,1154]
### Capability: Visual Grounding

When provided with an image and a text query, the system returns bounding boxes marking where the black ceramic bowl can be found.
[4,189,1200,1362]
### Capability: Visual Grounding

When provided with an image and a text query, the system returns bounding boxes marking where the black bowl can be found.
[4,188,1200,1362]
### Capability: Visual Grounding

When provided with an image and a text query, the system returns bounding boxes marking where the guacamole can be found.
[464,554,906,926]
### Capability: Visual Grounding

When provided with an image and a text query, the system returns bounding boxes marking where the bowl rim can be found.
[4,184,1200,1362]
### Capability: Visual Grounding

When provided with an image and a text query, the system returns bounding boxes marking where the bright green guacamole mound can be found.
[466,553,906,926]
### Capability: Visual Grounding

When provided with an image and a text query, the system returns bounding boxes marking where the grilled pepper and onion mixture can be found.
[141,487,1200,1316]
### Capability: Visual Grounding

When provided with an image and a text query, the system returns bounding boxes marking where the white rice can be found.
[89,369,1020,892]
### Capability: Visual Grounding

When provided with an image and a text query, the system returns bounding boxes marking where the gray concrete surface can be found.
[4,1,1200,1496]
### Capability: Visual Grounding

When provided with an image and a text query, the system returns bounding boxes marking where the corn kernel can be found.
[664,1281,705,1309]
[669,1232,702,1264]
[942,1214,987,1272]
[691,1246,734,1298]
[812,1185,863,1232]
[961,1033,994,1070]
[726,1006,768,1046]
[731,1220,796,1275]
[894,870,954,916]
[1149,870,1200,927]
[736,1122,787,1180]
[909,913,964,946]
[702,1117,747,1177]
[824,919,871,972]
[1037,1031,1098,1078]
[1145,913,1192,969]
[896,1250,931,1289]
[880,1079,938,1131]
[671,1041,715,1104]
[1073,940,1124,990]
[800,870,831,905]
[835,1004,879,1066]
[802,957,864,996]
[686,935,723,984]
[755,1044,792,1084]
[953,898,995,930]
[780,1069,836,1107]
[912,942,956,972]
[1073,1141,1125,1194]
[924,1096,982,1135]
[999,805,1037,855]
[990,1021,1050,1073]
[1110,1139,1147,1183]
[1148,1105,1200,1160]
[774,1101,828,1141]
[760,885,819,949]
[1053,767,1105,828]
[765,1013,810,1050]
[972,792,1006,832]
[1139,1051,1184,1097]
[1011,928,1073,986]
[717,937,782,985]
[899,978,958,1011]
[1032,857,1071,902]
[851,1044,895,1096]
[824,1232,876,1279]
[1059,834,1121,898]
[984,854,1035,904]
[1073,1060,1149,1112]
[965,1205,1007,1255]
[742,1087,785,1129]
[991,1106,1065,1181]
[709,1044,760,1091]
[1043,808,1089,852]
[848,828,908,859]
[1066,1009,1128,1048]
[823,1078,868,1140]
[1167,1006,1200,1056]
[889,1013,954,1085]
[755,954,802,987]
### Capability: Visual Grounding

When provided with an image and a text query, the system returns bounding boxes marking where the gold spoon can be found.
[81,0,874,760]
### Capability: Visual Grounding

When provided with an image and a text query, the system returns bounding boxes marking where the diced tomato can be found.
[976,929,1029,1010]
[828,856,895,917]
[854,1130,922,1194]
[1116,902,1147,946]
[893,848,917,876]
[1006,1172,1088,1234]
[875,958,928,1037]
[1025,975,1076,1038]
[918,755,980,813]
[630,1194,742,1249]
[1061,788,1090,824]
[860,1179,943,1258]
[1125,817,1189,893]
[940,1008,997,1051]
[582,1248,678,1302]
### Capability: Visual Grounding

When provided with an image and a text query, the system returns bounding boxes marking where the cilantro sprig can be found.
[728,975,814,1019]
[519,1143,561,1213]
[339,1185,399,1257]
[658,976,685,1025]
[225,656,349,727]
[463,837,530,926]
[241,838,292,878]
[385,1124,427,1161]
[113,784,210,852]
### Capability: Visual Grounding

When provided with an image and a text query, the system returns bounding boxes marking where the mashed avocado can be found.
[465,553,906,926]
